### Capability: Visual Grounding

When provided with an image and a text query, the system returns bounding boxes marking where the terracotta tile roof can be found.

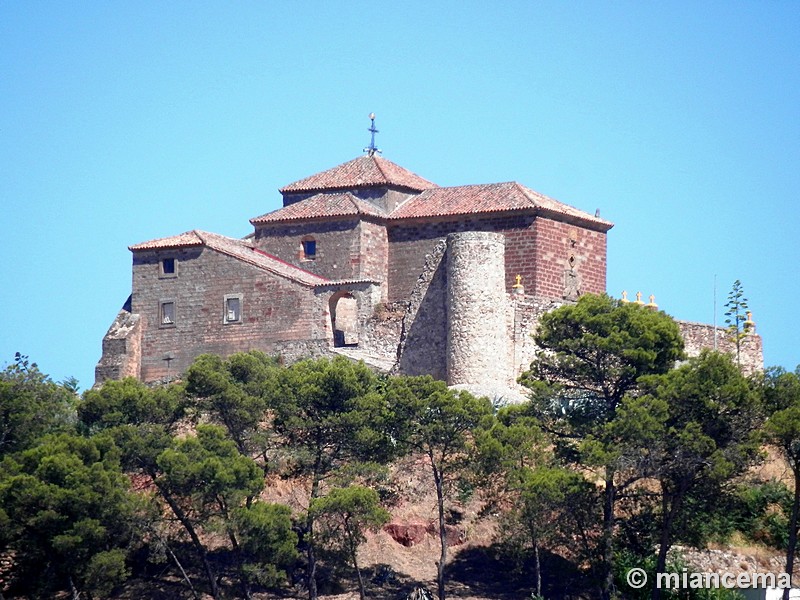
[250,192,386,225]
[280,155,437,193]
[128,231,204,250]
[129,230,328,287]
[389,182,613,230]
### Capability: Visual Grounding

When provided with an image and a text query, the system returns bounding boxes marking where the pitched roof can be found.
[129,230,328,286]
[280,155,437,193]
[250,192,386,225]
[128,231,205,250]
[389,182,613,230]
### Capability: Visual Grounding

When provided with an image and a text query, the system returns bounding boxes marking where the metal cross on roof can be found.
[364,112,381,156]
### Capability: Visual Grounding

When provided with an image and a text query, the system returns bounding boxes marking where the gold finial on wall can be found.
[621,290,629,303]
[512,274,524,295]
[744,310,756,332]
[634,291,644,305]
[646,294,658,310]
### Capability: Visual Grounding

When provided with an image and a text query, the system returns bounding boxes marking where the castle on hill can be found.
[95,122,762,392]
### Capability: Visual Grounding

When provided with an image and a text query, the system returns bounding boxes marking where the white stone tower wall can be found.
[446,231,510,386]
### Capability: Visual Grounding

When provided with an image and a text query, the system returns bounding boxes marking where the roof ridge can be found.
[371,155,391,185]
[511,182,539,208]
[344,191,363,214]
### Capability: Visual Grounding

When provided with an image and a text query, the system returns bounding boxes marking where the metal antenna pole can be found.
[713,274,717,350]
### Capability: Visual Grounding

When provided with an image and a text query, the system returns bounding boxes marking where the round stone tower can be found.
[445,231,509,386]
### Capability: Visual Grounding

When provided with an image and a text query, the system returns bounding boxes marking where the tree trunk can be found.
[432,459,447,600]
[783,468,800,600]
[165,539,201,600]
[307,463,322,600]
[653,491,677,600]
[527,521,541,597]
[533,539,542,598]
[225,523,252,600]
[68,575,81,600]
[156,482,220,599]
[600,468,615,600]
[350,535,366,600]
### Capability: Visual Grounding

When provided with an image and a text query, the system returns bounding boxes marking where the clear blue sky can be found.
[1,2,798,390]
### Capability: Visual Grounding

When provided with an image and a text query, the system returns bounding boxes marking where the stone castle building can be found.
[95,129,762,392]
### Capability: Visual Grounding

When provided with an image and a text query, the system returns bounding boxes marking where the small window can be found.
[302,239,316,260]
[224,294,242,324]
[160,258,177,278]
[160,301,176,327]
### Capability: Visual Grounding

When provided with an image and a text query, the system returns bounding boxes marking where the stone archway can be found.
[329,292,359,347]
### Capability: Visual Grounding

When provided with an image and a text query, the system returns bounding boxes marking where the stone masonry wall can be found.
[508,295,567,382]
[678,320,764,375]
[388,215,530,303]
[446,232,510,386]
[131,247,328,383]
[94,304,142,386]
[359,220,389,297]
[395,239,448,380]
[387,215,608,303]
[254,219,362,281]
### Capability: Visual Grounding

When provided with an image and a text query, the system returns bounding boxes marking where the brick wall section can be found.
[281,187,413,212]
[387,214,607,302]
[130,247,328,382]
[253,219,362,281]
[529,218,607,298]
[359,220,389,297]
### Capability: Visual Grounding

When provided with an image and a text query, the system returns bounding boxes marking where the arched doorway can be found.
[329,292,359,347]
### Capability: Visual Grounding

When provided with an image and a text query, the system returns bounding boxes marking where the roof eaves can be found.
[128,230,205,251]
[313,278,381,288]
[534,206,615,232]
[388,206,535,222]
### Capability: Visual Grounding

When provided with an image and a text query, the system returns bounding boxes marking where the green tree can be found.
[0,352,77,458]
[185,351,280,468]
[388,375,494,600]
[762,366,800,599]
[0,433,142,598]
[79,376,186,433]
[473,405,564,597]
[638,351,762,600]
[724,279,750,368]
[231,502,299,590]
[80,377,279,599]
[309,486,390,600]
[520,293,684,600]
[269,357,395,600]
[157,425,266,598]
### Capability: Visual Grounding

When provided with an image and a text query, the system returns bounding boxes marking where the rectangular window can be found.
[302,240,316,260]
[160,301,176,326]
[224,294,242,324]
[160,257,177,278]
